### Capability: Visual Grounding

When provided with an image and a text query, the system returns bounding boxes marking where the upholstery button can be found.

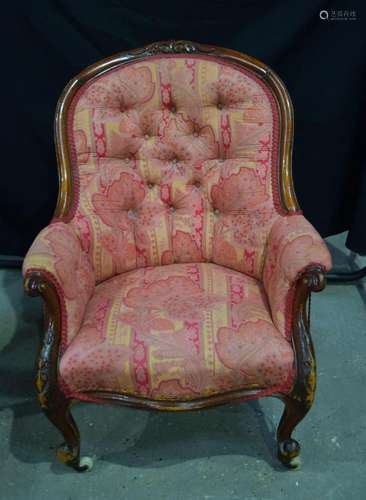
[194,180,201,188]
[127,209,136,219]
[172,158,178,165]
[170,206,176,212]
[193,131,199,138]
[147,182,154,189]
[144,134,150,140]
[217,102,223,110]
[171,105,177,113]
[214,208,220,216]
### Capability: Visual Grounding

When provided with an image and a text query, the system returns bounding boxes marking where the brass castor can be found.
[57,443,94,472]
[278,438,301,469]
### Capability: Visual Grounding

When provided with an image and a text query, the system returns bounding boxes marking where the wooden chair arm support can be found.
[288,266,326,409]
[24,271,64,410]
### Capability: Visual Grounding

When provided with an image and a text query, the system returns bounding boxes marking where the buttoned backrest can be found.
[65,53,284,282]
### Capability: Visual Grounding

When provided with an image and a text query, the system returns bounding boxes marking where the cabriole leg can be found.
[25,273,94,472]
[276,396,310,469]
[275,268,324,469]
[43,398,93,472]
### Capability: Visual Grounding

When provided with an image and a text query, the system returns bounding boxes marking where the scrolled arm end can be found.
[300,267,326,293]
[23,221,95,345]
[264,214,332,288]
[24,272,48,297]
[263,215,331,337]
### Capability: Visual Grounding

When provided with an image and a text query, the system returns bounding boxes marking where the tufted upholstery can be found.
[68,56,279,282]
[23,51,332,402]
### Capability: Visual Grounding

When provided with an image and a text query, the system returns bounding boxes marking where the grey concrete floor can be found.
[0,232,365,500]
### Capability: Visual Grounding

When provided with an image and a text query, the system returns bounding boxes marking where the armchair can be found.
[23,41,331,471]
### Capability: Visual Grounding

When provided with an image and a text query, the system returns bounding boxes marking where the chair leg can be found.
[25,273,94,472]
[275,267,324,469]
[43,397,93,472]
[276,396,309,469]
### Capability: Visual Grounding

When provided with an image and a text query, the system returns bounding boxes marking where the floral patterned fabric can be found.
[263,215,332,337]
[68,55,279,282]
[22,222,95,346]
[23,53,332,402]
[59,263,294,400]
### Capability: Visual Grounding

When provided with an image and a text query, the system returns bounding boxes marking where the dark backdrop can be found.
[4,0,366,258]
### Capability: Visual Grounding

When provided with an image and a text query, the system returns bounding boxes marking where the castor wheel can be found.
[278,439,301,469]
[57,443,94,472]
[77,456,94,472]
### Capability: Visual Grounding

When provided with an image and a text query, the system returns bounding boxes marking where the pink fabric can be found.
[59,263,294,400]
[24,53,332,402]
[263,215,332,337]
[69,56,281,282]
[23,222,95,346]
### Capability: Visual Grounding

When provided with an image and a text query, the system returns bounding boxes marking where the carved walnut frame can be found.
[24,41,326,471]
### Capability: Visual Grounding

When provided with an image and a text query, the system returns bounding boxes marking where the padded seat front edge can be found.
[59,262,294,401]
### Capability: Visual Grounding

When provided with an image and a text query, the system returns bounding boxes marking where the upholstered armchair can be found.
[23,41,331,472]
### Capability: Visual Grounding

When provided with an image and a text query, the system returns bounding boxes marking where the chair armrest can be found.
[23,221,95,348]
[262,214,332,338]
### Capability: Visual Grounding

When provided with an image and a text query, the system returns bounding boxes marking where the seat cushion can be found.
[59,263,294,401]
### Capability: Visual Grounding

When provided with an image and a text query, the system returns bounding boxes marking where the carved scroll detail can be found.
[131,40,216,57]
[276,266,326,468]
[25,273,61,410]
[24,272,86,470]
[292,266,325,407]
